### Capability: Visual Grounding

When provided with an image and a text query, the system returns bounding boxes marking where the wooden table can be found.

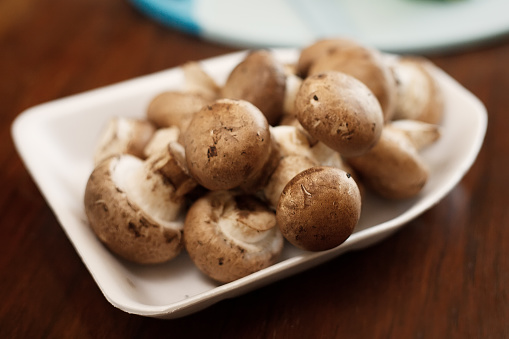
[2,1,508,337]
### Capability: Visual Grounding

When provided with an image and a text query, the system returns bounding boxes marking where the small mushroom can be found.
[276,166,362,251]
[221,50,287,125]
[146,91,211,132]
[345,124,431,199]
[391,56,444,124]
[306,39,398,121]
[183,99,272,191]
[84,154,185,264]
[184,190,284,283]
[295,71,384,157]
[93,117,156,165]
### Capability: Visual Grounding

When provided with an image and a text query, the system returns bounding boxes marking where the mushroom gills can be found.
[111,155,184,229]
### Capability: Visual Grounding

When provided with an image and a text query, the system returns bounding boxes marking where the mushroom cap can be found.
[276,166,361,251]
[307,42,397,121]
[183,99,272,191]
[84,155,185,264]
[221,50,286,125]
[146,91,210,131]
[391,56,444,124]
[297,37,360,77]
[184,190,284,283]
[345,126,429,199]
[295,71,384,157]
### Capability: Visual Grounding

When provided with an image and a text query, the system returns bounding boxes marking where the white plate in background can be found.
[12,49,487,318]
[130,0,509,53]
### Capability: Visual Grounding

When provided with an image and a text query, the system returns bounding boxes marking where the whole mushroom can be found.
[295,71,384,157]
[277,166,362,251]
[183,98,273,191]
[84,153,186,264]
[184,190,284,283]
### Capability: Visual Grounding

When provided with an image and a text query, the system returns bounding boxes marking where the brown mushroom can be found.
[183,98,272,191]
[84,154,185,264]
[276,166,362,251]
[295,71,384,157]
[184,190,284,283]
[221,50,286,125]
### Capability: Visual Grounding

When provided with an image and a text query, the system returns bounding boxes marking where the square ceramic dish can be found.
[12,49,487,318]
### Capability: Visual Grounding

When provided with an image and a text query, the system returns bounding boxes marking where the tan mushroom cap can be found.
[276,166,361,252]
[345,126,429,199]
[146,91,210,131]
[84,155,185,264]
[295,71,384,157]
[307,41,397,121]
[221,50,287,125]
[184,190,284,283]
[183,99,272,191]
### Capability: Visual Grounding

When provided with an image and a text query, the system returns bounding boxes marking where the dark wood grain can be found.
[1,1,508,338]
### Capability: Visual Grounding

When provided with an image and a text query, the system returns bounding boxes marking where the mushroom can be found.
[221,50,287,125]
[184,190,284,283]
[344,123,433,200]
[276,166,362,251]
[295,71,384,157]
[146,91,211,132]
[306,39,398,121]
[390,56,444,124]
[93,117,156,165]
[183,98,273,191]
[84,153,186,264]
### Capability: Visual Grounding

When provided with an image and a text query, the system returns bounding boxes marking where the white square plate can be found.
[12,49,487,318]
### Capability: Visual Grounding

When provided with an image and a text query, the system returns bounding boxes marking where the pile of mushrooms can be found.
[84,38,444,283]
